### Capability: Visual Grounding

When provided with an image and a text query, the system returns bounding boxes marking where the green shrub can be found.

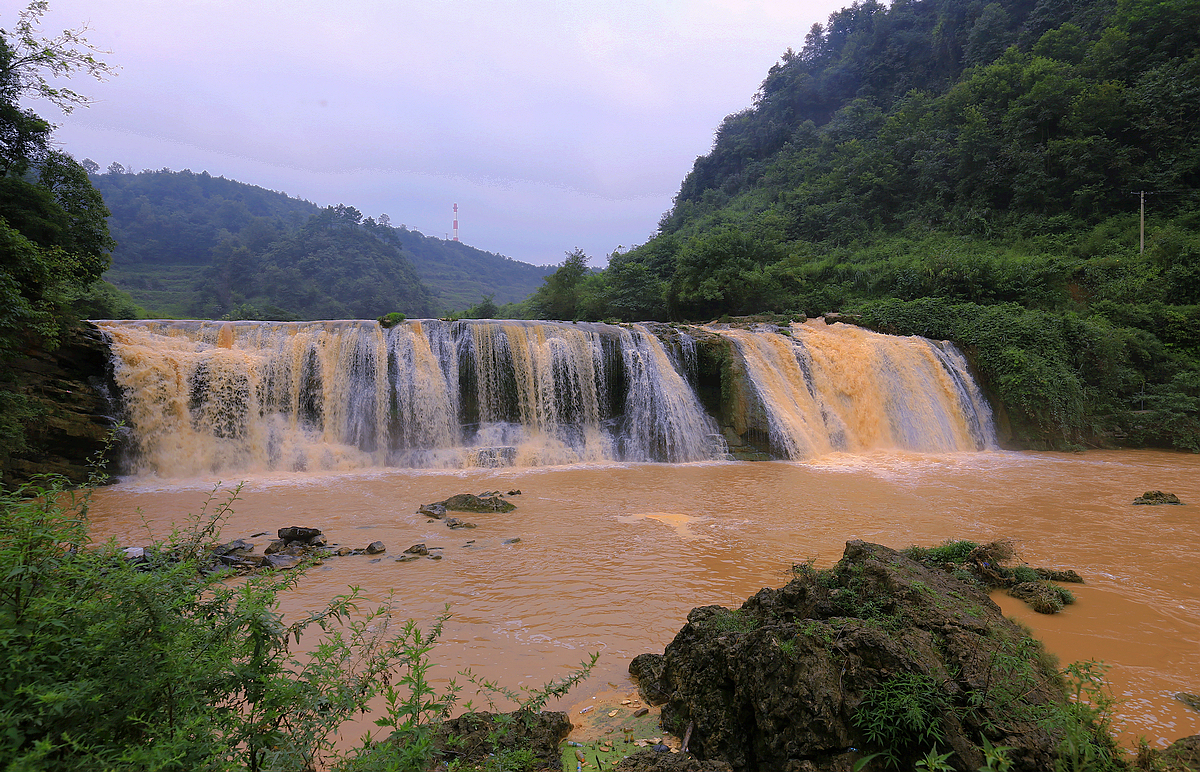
[378,311,407,328]
[853,672,949,768]
[0,475,557,772]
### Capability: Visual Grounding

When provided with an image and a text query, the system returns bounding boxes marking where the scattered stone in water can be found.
[418,502,447,519]
[1133,490,1184,505]
[366,541,386,554]
[404,543,429,556]
[508,489,521,496]
[264,554,302,570]
[503,537,521,544]
[215,538,254,556]
[277,526,322,541]
[250,531,269,538]
[429,554,443,560]
[368,558,382,564]
[336,547,352,557]
[264,539,287,555]
[1177,693,1200,713]
[445,517,476,529]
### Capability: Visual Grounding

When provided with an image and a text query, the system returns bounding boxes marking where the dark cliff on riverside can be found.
[2,325,118,487]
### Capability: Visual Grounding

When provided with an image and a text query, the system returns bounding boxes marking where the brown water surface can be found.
[87,450,1200,748]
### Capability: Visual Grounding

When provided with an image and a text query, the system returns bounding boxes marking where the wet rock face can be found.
[2,324,117,486]
[630,541,1067,772]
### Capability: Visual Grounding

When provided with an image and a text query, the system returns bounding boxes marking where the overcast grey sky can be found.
[27,1,847,266]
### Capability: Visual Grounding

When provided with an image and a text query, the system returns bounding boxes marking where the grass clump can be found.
[702,608,761,634]
[902,540,980,564]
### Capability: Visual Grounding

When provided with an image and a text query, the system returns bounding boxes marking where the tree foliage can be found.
[1,2,128,464]
[527,247,591,320]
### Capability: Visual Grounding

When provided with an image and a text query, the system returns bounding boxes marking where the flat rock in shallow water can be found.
[438,492,516,512]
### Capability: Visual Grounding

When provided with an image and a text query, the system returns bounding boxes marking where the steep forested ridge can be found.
[91,169,552,318]
[528,0,1200,451]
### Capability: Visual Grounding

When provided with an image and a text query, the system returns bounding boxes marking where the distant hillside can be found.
[392,228,553,311]
[90,169,550,318]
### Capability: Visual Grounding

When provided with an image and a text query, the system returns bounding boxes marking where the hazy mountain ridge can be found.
[90,169,551,318]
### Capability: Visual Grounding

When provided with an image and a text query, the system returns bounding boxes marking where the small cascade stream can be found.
[97,319,996,477]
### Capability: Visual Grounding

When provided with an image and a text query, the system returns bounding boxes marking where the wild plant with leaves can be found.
[0,477,444,771]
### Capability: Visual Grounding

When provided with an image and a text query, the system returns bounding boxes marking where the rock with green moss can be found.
[630,541,1075,772]
[1133,490,1183,505]
[377,311,406,328]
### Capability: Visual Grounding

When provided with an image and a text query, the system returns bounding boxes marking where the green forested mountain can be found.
[528,0,1200,451]
[90,169,551,318]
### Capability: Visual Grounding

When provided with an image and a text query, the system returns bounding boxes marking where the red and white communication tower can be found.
[452,203,459,242]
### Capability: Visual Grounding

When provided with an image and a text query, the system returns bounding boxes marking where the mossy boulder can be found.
[1133,490,1183,505]
[630,541,1071,772]
[433,491,516,513]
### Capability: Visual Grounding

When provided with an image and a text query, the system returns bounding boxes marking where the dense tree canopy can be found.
[199,204,433,320]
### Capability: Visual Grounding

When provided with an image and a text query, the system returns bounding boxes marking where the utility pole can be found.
[1139,190,1145,254]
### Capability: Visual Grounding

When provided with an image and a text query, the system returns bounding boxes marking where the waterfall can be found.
[97,319,722,476]
[96,318,996,477]
[710,320,996,458]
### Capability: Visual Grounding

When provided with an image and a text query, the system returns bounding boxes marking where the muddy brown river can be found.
[87,450,1200,750]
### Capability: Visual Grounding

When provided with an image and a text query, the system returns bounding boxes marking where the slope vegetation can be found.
[528,0,1200,451]
[91,169,550,318]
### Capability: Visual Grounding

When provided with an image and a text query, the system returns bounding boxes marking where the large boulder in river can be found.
[630,541,1073,772]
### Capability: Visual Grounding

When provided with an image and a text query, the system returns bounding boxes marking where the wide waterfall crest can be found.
[98,319,723,475]
[97,318,995,476]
